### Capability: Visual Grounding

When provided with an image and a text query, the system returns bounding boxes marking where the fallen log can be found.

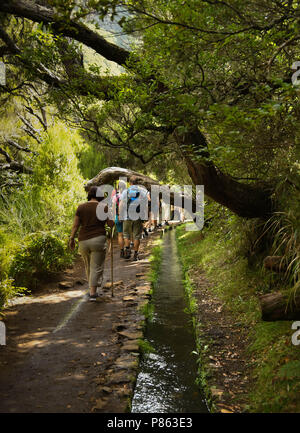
[260,291,300,321]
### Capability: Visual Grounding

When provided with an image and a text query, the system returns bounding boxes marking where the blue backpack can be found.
[127,186,140,212]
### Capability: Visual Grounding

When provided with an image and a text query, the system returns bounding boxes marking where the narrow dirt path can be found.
[0,233,159,413]
[191,271,252,413]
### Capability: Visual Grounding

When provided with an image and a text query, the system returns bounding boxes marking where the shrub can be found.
[0,279,16,311]
[0,278,28,312]
[9,232,73,290]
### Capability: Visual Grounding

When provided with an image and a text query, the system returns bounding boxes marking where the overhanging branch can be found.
[0,0,131,66]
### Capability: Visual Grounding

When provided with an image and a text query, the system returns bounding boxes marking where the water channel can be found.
[131,229,208,413]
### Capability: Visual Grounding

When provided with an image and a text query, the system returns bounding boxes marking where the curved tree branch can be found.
[175,128,274,218]
[0,0,130,65]
[6,139,38,155]
[0,24,114,99]
[85,166,160,191]
[0,146,33,173]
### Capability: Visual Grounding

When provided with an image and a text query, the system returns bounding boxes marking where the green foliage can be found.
[0,278,26,313]
[9,232,73,289]
[278,361,300,380]
[138,338,156,354]
[34,123,84,187]
[77,143,107,179]
[1,1,300,189]
[105,0,299,182]
[140,239,162,320]
[0,121,87,308]
[248,322,300,412]
[148,240,162,292]
[262,201,300,294]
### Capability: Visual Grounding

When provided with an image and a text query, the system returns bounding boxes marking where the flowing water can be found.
[131,229,208,413]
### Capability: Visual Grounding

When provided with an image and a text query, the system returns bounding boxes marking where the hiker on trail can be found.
[119,176,150,261]
[142,198,152,236]
[149,191,162,230]
[112,180,127,258]
[149,211,158,231]
[69,186,114,301]
[142,221,149,238]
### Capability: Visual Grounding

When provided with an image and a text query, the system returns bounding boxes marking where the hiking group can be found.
[69,176,162,301]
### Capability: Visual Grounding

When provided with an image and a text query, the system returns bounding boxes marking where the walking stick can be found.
[110,226,115,298]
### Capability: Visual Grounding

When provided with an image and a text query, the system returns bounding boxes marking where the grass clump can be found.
[148,239,163,291]
[139,239,162,321]
[138,338,156,354]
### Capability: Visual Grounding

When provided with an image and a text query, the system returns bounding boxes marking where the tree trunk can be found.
[85,167,160,191]
[85,166,187,208]
[175,128,274,218]
[260,292,300,321]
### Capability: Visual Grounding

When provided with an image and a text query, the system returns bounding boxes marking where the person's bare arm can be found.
[119,199,124,219]
[69,215,80,250]
[112,197,117,220]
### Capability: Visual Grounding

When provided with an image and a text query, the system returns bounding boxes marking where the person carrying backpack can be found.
[112,180,127,257]
[119,176,150,261]
[69,186,114,301]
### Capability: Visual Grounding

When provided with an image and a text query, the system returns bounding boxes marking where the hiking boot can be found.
[133,252,139,261]
[120,249,125,258]
[89,294,98,302]
[124,247,131,259]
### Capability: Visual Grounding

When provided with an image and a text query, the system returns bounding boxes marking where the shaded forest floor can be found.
[191,272,252,412]
[0,233,159,413]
